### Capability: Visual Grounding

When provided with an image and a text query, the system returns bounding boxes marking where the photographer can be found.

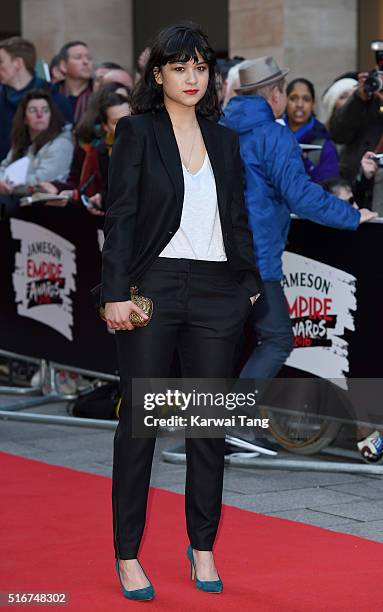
[321,150,378,207]
[330,46,383,182]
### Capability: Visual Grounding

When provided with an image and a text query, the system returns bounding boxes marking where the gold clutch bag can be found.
[128,286,153,327]
[98,286,153,328]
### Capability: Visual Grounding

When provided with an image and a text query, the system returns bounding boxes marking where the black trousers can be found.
[112,257,251,559]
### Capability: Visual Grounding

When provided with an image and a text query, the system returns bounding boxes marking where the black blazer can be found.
[101,109,261,303]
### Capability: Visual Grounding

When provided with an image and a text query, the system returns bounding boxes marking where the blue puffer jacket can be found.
[220,96,360,281]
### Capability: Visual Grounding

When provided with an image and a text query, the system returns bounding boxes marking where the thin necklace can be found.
[184,125,198,171]
[172,122,199,171]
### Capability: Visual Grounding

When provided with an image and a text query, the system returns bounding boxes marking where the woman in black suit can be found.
[101,24,261,601]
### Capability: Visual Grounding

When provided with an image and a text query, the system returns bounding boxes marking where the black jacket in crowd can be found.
[330,92,383,182]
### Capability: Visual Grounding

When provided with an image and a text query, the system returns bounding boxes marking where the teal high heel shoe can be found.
[186,545,223,594]
[115,559,155,601]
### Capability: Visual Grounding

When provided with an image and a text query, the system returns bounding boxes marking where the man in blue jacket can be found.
[0,37,73,161]
[220,57,376,387]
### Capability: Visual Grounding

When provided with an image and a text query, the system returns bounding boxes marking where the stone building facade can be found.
[5,1,383,103]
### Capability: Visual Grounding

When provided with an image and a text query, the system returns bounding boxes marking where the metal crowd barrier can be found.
[1,210,383,474]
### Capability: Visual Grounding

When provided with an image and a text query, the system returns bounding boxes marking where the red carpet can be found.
[1,451,381,611]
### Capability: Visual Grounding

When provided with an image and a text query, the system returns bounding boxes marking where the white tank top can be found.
[159,154,227,261]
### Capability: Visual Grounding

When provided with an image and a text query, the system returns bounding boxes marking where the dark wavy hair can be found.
[99,92,130,124]
[10,89,65,162]
[131,23,220,118]
[76,83,131,143]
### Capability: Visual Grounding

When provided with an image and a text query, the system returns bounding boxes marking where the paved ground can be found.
[1,393,383,544]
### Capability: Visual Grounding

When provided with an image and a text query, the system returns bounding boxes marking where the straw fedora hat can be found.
[235,56,289,93]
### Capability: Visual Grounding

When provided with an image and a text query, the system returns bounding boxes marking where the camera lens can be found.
[364,72,383,95]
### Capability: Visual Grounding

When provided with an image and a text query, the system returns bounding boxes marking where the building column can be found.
[21,0,134,73]
[229,0,358,102]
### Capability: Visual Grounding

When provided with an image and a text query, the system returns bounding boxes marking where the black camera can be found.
[371,153,383,167]
[364,40,383,95]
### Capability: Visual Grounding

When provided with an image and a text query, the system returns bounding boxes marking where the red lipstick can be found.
[183,89,199,95]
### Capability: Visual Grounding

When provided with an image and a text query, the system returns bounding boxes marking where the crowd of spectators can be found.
[0,36,134,216]
[0,34,381,218]
[1,33,382,456]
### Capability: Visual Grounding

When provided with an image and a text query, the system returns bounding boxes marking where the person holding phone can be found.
[100,23,261,601]
[39,91,131,215]
[330,68,383,182]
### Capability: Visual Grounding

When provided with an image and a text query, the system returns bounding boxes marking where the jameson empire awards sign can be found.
[282,251,357,387]
[10,219,77,341]
[0,211,380,376]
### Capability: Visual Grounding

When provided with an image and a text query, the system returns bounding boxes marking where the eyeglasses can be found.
[26,107,50,115]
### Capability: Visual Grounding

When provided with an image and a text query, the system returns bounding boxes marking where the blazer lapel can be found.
[152,110,184,210]
[198,116,228,218]
[152,110,228,218]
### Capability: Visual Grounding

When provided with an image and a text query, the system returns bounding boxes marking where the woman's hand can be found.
[86,193,104,216]
[357,72,369,101]
[44,190,73,207]
[361,151,378,180]
[0,179,13,194]
[37,181,58,194]
[105,300,149,331]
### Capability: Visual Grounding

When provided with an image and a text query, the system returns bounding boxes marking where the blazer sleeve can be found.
[101,117,144,302]
[230,132,262,296]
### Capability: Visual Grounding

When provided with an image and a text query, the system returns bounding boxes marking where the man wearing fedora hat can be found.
[234,56,289,95]
[221,56,376,400]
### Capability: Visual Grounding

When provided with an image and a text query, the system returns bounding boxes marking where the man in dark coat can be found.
[330,71,383,182]
[51,40,94,125]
